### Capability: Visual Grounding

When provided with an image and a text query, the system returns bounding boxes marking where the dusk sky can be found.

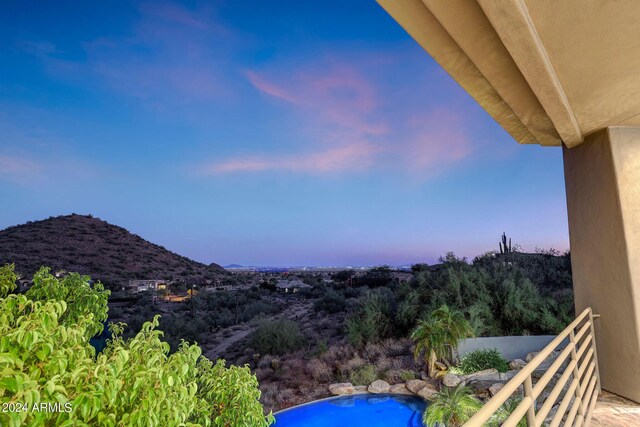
[0,1,569,267]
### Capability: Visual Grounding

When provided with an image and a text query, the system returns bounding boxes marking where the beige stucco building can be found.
[377,0,640,403]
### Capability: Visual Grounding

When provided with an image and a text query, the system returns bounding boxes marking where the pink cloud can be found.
[244,71,297,103]
[245,62,388,137]
[207,57,474,177]
[402,109,473,174]
[202,142,379,175]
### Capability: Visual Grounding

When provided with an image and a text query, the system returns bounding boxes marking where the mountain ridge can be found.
[0,214,226,288]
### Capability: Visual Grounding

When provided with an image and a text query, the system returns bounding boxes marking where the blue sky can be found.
[0,0,569,267]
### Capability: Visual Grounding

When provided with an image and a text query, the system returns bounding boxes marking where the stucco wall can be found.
[564,127,640,403]
[458,336,562,361]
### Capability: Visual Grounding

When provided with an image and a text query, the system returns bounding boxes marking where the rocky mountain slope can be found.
[0,214,226,288]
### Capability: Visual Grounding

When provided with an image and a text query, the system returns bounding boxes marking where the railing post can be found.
[589,308,602,392]
[523,375,536,425]
[569,329,586,419]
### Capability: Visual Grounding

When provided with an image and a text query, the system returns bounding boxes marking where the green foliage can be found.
[345,290,393,347]
[411,263,430,273]
[249,319,305,355]
[26,267,110,339]
[399,370,417,381]
[488,397,527,427]
[348,364,377,385]
[423,384,482,427]
[0,263,17,298]
[0,265,273,427]
[457,348,509,374]
[400,253,574,337]
[313,290,347,314]
[411,305,474,376]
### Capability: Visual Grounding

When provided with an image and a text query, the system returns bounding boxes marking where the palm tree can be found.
[488,397,526,427]
[423,384,482,427]
[411,305,474,376]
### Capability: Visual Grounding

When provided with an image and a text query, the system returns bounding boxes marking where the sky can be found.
[0,0,569,267]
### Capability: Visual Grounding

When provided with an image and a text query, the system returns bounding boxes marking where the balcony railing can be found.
[464,308,601,427]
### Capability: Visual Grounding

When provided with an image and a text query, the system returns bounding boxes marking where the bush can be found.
[349,364,378,385]
[423,384,482,427]
[313,291,347,313]
[249,319,305,355]
[0,265,274,427]
[399,370,417,381]
[345,291,393,347]
[457,348,509,374]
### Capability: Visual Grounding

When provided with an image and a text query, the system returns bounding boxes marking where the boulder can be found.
[368,379,391,394]
[525,352,539,363]
[434,361,448,371]
[329,382,354,395]
[509,359,526,370]
[390,383,413,395]
[406,379,428,394]
[442,373,462,388]
[354,385,368,394]
[462,368,499,381]
[417,383,439,400]
[488,383,504,397]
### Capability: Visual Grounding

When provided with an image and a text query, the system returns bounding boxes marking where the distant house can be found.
[127,279,168,293]
[276,279,309,293]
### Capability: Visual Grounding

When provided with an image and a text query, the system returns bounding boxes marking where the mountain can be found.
[0,214,226,288]
[224,264,245,269]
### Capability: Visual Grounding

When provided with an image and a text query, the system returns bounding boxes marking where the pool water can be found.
[274,394,426,427]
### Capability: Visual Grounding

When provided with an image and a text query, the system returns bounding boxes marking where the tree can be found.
[411,263,430,273]
[411,305,474,377]
[0,264,273,427]
[423,385,482,427]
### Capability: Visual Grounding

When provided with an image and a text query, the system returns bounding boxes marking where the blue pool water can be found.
[274,394,426,427]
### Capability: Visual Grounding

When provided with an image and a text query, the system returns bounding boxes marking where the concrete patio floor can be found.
[591,390,640,426]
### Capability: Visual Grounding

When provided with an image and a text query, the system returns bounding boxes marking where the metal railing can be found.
[464,308,601,427]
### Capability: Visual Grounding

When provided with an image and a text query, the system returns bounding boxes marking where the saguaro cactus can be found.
[499,232,512,254]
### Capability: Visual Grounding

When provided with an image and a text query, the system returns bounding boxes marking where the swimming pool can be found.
[274,394,426,427]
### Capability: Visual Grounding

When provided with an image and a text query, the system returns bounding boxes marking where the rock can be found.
[525,352,539,363]
[368,379,391,394]
[442,373,462,388]
[488,383,504,397]
[390,383,413,395]
[354,385,368,394]
[329,382,354,395]
[434,361,447,371]
[509,359,526,370]
[417,383,438,400]
[406,379,428,394]
[462,368,499,381]
[420,371,430,381]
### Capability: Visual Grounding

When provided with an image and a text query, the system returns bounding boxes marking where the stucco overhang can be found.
[377,0,640,148]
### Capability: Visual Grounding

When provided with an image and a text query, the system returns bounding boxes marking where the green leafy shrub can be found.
[399,370,417,381]
[0,265,273,427]
[313,291,347,313]
[349,364,378,385]
[249,319,305,355]
[457,348,509,374]
[489,397,526,427]
[345,291,393,347]
[423,384,482,427]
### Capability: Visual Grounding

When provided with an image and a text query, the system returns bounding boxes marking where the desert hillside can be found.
[0,214,226,288]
